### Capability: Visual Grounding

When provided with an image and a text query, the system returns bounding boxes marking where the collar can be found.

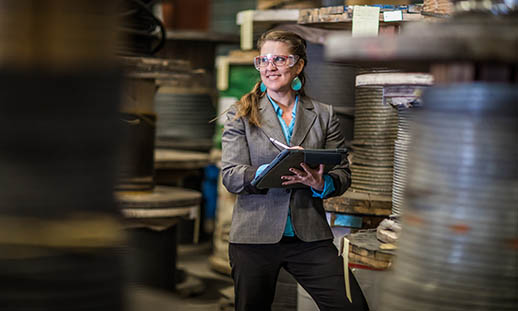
[266,93,299,117]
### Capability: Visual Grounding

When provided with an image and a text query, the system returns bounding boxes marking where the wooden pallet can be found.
[325,190,392,216]
[346,230,395,270]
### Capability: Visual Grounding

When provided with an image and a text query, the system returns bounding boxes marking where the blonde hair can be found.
[235,30,307,127]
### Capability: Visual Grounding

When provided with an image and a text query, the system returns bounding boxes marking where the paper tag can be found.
[342,237,352,303]
[352,6,380,37]
[240,10,254,50]
[216,56,229,91]
[383,10,403,22]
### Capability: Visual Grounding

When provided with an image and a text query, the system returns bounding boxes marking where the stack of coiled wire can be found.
[351,75,398,196]
[155,88,216,151]
[380,83,518,310]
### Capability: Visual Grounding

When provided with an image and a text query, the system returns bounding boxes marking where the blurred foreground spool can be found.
[0,1,124,310]
[381,83,518,310]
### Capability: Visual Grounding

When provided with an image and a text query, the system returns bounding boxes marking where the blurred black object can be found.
[118,0,166,56]
[0,2,125,310]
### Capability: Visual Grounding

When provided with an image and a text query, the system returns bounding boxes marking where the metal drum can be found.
[155,86,216,151]
[380,83,518,311]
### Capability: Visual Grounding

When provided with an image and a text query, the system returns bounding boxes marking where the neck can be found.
[267,90,297,108]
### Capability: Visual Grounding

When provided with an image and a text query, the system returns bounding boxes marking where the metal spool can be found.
[117,76,157,191]
[305,42,356,143]
[116,186,202,290]
[384,77,433,216]
[351,78,398,196]
[155,86,216,151]
[117,112,156,191]
[380,83,518,311]
[0,2,123,310]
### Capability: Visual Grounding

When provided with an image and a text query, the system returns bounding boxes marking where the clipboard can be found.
[251,148,348,189]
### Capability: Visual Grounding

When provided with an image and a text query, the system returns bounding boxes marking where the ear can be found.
[295,58,305,75]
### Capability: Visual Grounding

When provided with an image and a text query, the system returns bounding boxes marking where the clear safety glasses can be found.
[254,54,299,70]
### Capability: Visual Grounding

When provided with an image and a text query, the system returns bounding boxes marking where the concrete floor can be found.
[128,242,233,311]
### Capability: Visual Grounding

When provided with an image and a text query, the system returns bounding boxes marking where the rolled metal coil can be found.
[380,83,518,311]
[351,85,398,195]
[155,89,216,151]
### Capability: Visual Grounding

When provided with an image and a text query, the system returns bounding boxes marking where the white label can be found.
[352,6,380,37]
[383,10,403,22]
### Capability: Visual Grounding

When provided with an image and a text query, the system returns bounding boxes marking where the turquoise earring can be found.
[291,77,302,91]
[260,82,267,92]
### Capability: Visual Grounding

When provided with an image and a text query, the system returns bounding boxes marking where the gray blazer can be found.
[221,95,351,244]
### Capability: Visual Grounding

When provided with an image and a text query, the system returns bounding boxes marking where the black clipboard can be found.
[251,148,348,189]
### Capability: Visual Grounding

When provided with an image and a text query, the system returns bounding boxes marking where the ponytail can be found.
[235,81,264,127]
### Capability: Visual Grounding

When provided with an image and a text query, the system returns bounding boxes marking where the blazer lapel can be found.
[258,95,288,145]
[290,97,316,147]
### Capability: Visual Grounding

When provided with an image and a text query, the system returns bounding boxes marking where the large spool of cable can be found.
[305,42,356,144]
[380,74,434,216]
[0,1,124,310]
[117,76,157,191]
[350,74,398,196]
[380,83,518,311]
[155,86,216,151]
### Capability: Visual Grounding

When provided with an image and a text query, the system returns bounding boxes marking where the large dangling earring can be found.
[291,77,302,91]
[260,82,267,92]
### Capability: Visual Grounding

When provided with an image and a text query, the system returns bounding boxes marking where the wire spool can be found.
[379,83,518,311]
[391,104,420,217]
[155,86,216,152]
[351,74,398,196]
[0,2,123,310]
[116,186,202,290]
[379,74,434,216]
[305,42,356,144]
[117,77,157,191]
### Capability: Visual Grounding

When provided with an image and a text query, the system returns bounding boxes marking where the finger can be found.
[289,168,304,177]
[282,178,303,186]
[288,146,304,150]
[299,162,314,176]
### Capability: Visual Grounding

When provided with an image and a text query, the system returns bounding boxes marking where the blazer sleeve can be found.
[221,105,267,195]
[324,105,352,197]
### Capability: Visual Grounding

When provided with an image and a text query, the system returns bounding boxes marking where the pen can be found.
[269,137,289,149]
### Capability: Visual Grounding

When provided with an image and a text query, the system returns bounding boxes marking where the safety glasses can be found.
[254,54,299,70]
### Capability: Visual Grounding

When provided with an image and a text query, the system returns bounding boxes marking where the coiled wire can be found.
[380,83,518,311]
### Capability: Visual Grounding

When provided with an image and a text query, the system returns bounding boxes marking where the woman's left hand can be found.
[281,163,325,191]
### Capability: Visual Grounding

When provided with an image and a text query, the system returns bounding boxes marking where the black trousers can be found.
[229,236,369,311]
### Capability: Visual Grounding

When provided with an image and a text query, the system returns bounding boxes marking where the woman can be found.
[221,30,368,311]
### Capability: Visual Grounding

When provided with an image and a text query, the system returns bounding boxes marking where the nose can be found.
[266,59,277,70]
